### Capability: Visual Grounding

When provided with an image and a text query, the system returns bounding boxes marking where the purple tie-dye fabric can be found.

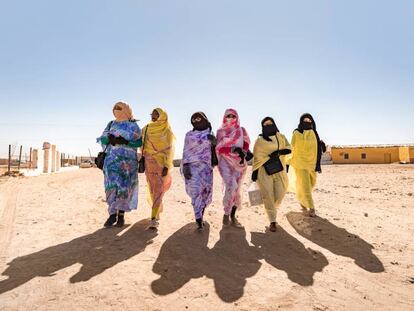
[182,129,213,219]
[182,129,212,165]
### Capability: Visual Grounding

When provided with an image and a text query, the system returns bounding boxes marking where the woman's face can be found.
[151,110,160,122]
[303,117,312,123]
[263,119,273,126]
[113,104,123,119]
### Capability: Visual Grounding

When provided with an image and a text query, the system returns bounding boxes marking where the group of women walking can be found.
[97,102,325,232]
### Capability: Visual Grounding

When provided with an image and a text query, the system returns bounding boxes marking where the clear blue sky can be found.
[0,0,413,158]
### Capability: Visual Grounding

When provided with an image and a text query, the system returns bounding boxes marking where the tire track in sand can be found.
[0,179,19,266]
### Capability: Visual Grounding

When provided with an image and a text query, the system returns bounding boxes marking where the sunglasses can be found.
[113,106,122,111]
[226,114,236,119]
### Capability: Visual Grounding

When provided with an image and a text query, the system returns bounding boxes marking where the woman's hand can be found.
[108,134,129,146]
[251,170,258,182]
[182,164,192,180]
[245,150,253,162]
[231,146,246,163]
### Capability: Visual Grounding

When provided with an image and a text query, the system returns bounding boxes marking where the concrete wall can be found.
[331,147,402,164]
[321,151,333,164]
[22,143,79,176]
[51,145,56,172]
[42,142,62,173]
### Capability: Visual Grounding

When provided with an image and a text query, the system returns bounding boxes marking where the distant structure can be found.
[330,144,414,164]
[321,146,333,165]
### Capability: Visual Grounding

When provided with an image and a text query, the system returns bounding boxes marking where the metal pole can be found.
[17,145,23,171]
[8,144,11,174]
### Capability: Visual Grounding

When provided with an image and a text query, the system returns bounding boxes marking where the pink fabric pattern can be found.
[216,108,250,214]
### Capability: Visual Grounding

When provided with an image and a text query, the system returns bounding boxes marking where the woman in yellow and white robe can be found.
[252,117,291,232]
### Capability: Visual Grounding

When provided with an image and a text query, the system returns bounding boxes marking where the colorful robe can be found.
[97,120,141,215]
[182,129,214,220]
[216,109,250,215]
[141,108,175,219]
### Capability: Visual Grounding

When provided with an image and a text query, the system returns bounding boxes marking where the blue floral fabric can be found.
[97,120,141,215]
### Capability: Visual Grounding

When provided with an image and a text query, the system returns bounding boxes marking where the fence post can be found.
[29,147,33,169]
[8,144,11,174]
[17,145,23,171]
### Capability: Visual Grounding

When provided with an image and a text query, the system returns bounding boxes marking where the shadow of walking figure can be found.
[151,223,262,303]
[0,219,157,294]
[251,227,329,286]
[286,212,384,273]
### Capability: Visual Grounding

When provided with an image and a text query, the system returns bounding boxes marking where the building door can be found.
[384,154,392,163]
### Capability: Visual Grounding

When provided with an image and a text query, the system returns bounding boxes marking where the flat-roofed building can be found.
[331,144,414,164]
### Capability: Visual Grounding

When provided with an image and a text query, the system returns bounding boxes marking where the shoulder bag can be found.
[263,135,284,175]
[95,121,113,170]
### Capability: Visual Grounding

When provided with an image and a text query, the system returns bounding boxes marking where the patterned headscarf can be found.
[220,108,240,133]
[113,102,133,122]
[216,108,250,170]
[143,108,175,168]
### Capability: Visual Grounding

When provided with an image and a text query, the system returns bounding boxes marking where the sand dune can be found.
[0,165,413,310]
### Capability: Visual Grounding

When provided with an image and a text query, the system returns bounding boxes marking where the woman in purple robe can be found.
[181,112,218,229]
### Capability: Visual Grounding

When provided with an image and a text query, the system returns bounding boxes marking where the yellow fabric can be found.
[142,108,175,169]
[294,168,316,209]
[145,154,172,219]
[256,166,288,222]
[113,102,133,121]
[289,130,317,171]
[252,133,291,171]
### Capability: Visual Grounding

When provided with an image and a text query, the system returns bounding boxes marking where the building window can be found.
[361,153,366,159]
[344,153,349,160]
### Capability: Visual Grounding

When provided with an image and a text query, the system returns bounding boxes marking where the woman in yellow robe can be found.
[141,108,175,229]
[252,117,291,232]
[289,113,325,217]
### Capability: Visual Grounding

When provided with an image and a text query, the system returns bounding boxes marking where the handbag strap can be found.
[103,121,114,152]
[275,133,280,151]
[141,126,148,153]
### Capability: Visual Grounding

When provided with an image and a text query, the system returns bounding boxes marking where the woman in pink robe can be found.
[216,108,251,227]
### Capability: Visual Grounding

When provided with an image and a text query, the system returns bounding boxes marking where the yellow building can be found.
[331,145,414,164]
[410,147,414,163]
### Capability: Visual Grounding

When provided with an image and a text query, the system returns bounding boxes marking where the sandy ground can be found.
[0,165,413,311]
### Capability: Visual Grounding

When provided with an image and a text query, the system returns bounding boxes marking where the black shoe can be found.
[104,214,117,227]
[196,218,204,229]
[116,211,125,227]
[231,206,237,218]
[230,206,243,228]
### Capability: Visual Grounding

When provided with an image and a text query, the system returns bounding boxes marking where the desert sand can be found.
[0,165,413,311]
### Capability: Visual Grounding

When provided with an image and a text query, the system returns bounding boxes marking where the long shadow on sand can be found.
[0,219,157,294]
[151,223,262,303]
[251,227,328,286]
[151,223,329,302]
[286,212,384,273]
